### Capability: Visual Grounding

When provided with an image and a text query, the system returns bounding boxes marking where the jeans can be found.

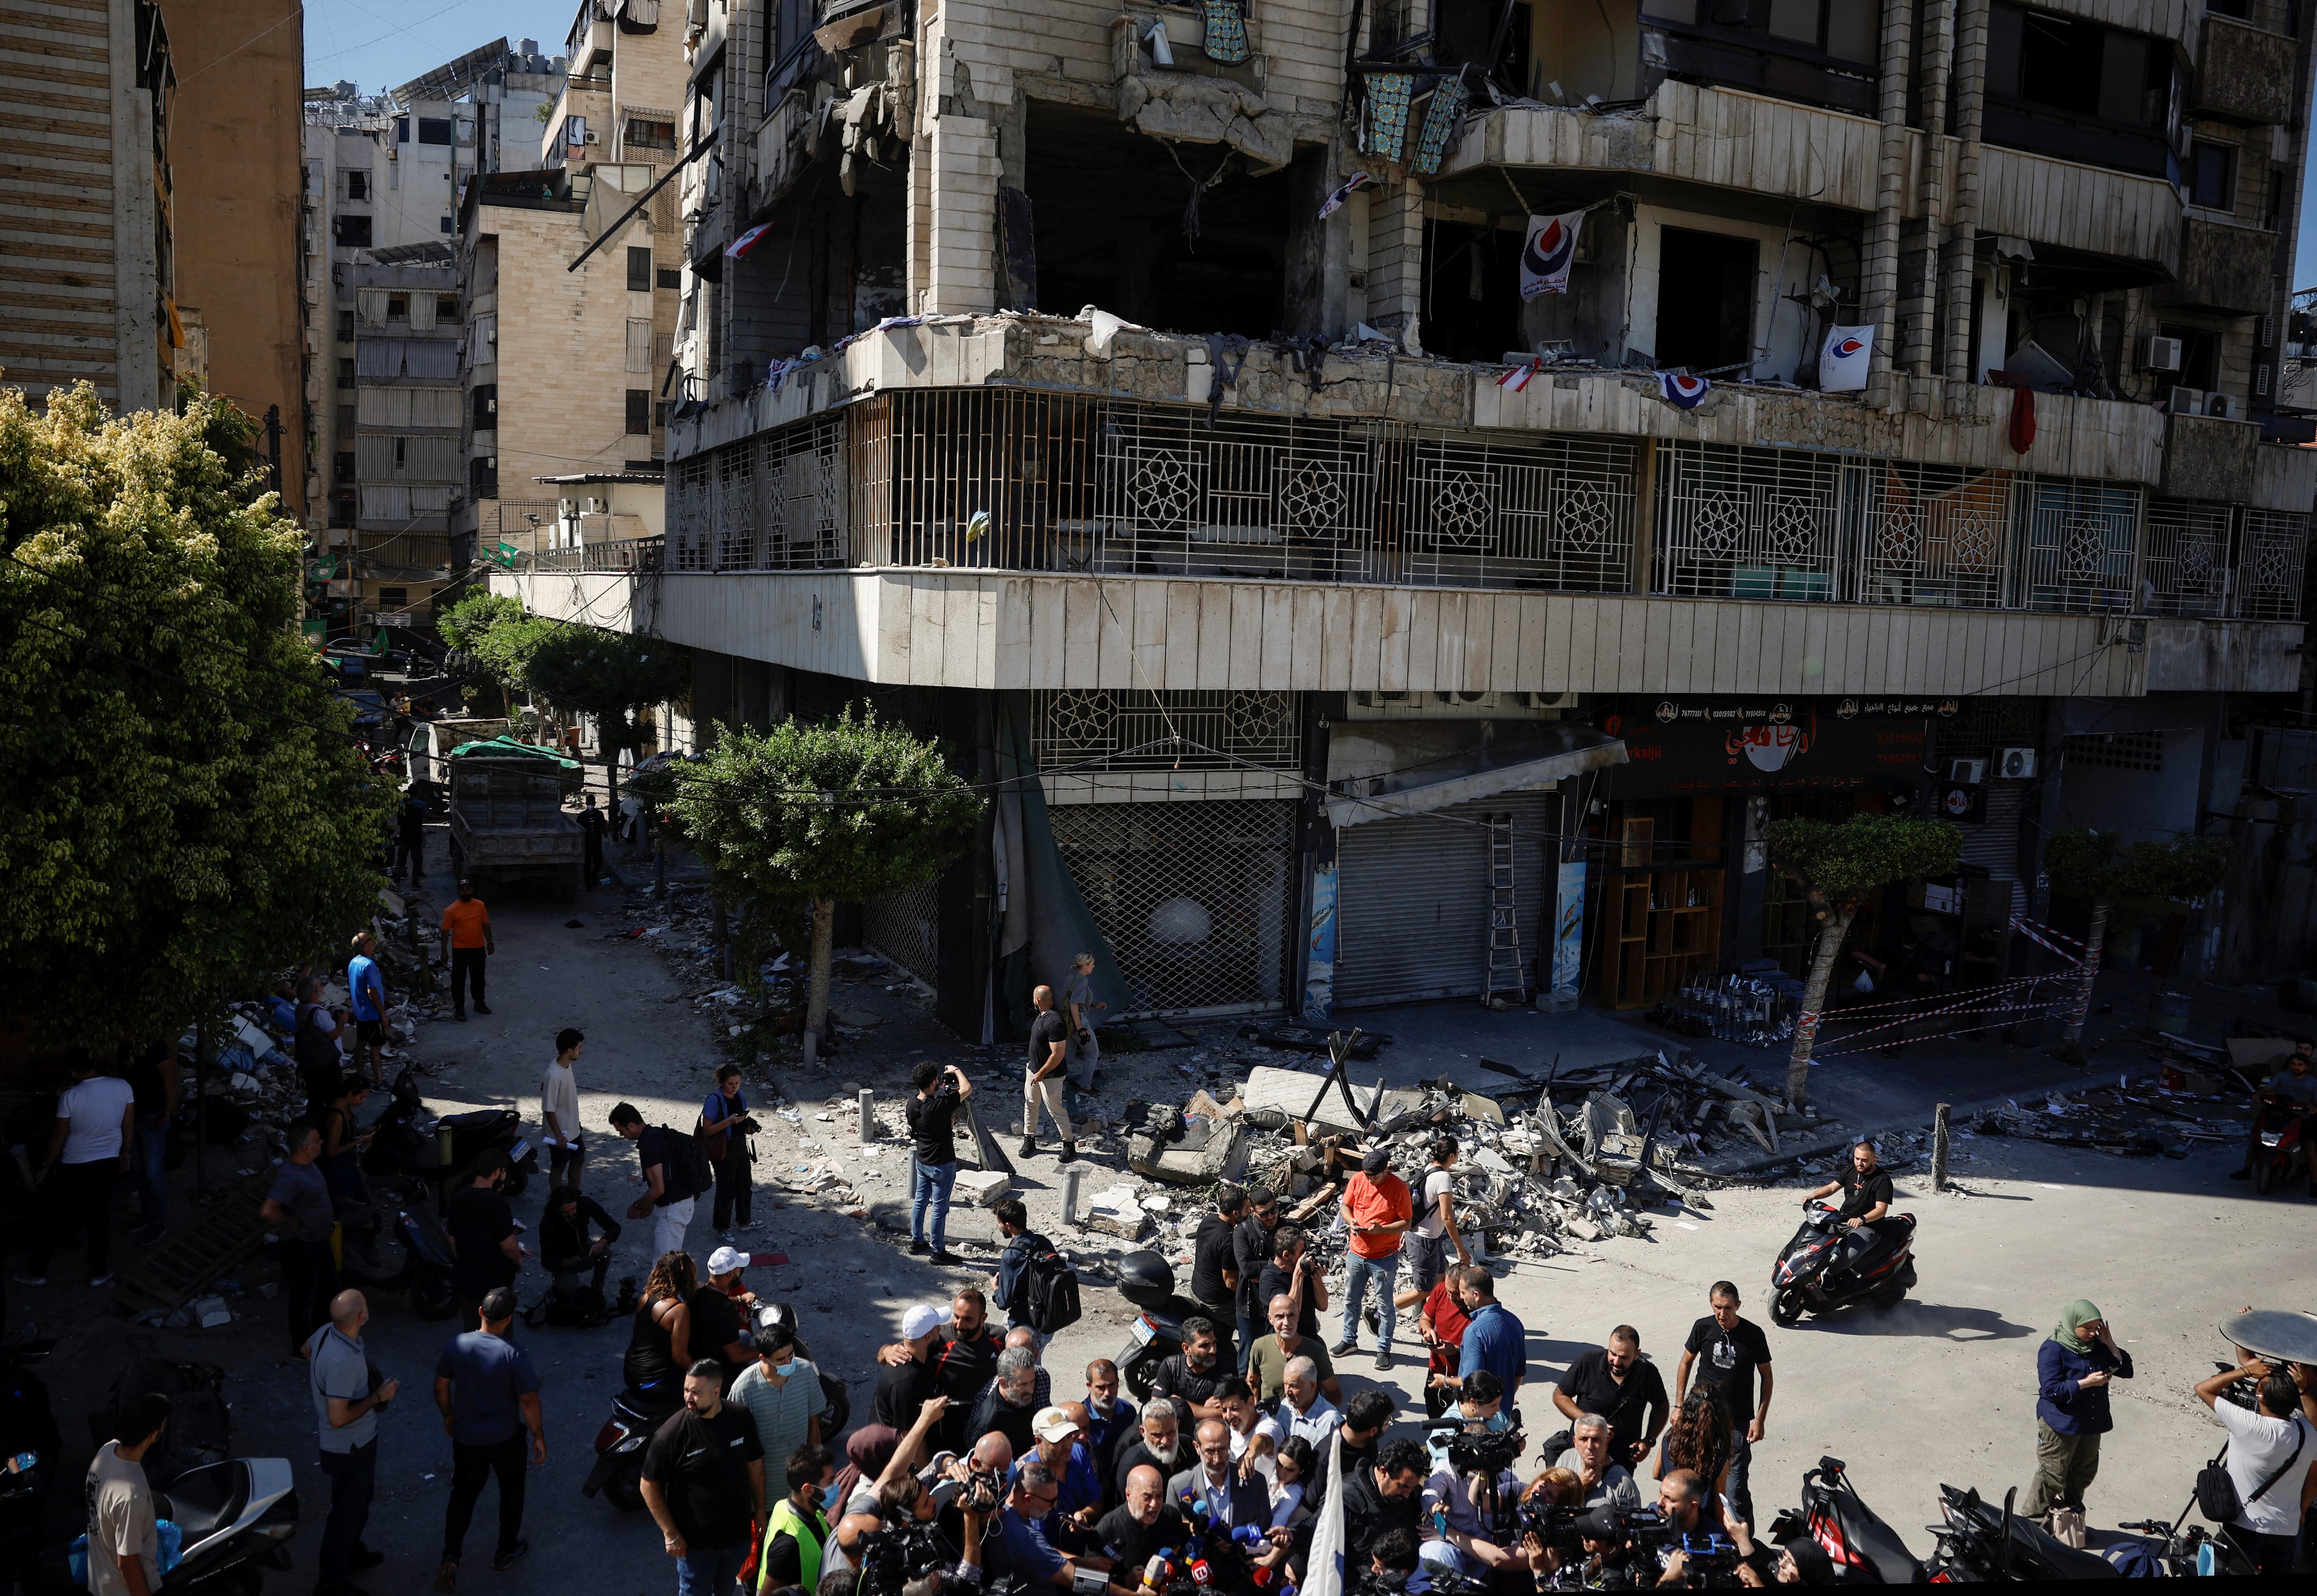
[652,1196,696,1262]
[318,1438,378,1582]
[1236,1311,1264,1375]
[449,946,487,1013]
[1725,1427,1754,1529]
[1341,1251,1401,1352]
[282,1236,340,1355]
[675,1540,749,1596]
[442,1432,528,1561]
[30,1158,118,1280]
[711,1147,751,1230]
[133,1113,170,1234]
[910,1156,958,1250]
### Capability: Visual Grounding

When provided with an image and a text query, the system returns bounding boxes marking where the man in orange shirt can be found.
[441,877,496,1022]
[1334,1146,1412,1372]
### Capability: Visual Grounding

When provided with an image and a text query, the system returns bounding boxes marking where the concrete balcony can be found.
[2176,215,2278,314]
[2194,15,2301,127]
[2162,412,2261,501]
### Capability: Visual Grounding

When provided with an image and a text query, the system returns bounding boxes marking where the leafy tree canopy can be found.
[436,590,524,655]
[0,384,394,1048]
[522,626,690,756]
[2044,827,2230,905]
[1766,813,1962,906]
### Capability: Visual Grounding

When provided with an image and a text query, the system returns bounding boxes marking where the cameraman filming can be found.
[1644,1472,1729,1588]
[1542,1508,1646,1591]
[1419,1370,1532,1583]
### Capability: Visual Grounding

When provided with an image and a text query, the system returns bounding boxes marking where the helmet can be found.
[1115,1249,1176,1306]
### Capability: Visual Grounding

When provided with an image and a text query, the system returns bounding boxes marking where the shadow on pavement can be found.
[1798,1298,2036,1344]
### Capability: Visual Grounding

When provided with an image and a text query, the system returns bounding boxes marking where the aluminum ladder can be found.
[1482,811,1526,1005]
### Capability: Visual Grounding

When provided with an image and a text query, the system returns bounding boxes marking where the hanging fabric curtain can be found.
[358,484,411,520]
[355,434,395,478]
[355,288,388,326]
[408,293,438,331]
[1364,72,1415,164]
[1201,0,1250,63]
[403,341,459,379]
[409,388,462,428]
[405,436,460,480]
[355,338,401,378]
[1411,73,1469,177]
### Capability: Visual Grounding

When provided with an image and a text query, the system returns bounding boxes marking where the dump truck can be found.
[444,737,585,901]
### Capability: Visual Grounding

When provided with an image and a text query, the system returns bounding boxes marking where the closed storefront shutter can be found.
[1958,782,2026,920]
[1334,794,1552,1008]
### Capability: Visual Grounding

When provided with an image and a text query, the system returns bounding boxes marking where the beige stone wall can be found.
[485,204,656,492]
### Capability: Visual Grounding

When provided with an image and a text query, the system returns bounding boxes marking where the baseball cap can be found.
[901,1303,945,1341]
[706,1245,747,1275]
[1360,1147,1391,1175]
[1032,1406,1079,1443]
[479,1286,519,1323]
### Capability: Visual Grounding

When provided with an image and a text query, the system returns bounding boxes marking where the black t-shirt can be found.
[1837,1167,1895,1221]
[640,1402,764,1550]
[907,1085,962,1165]
[1097,1502,1187,1578]
[1257,1261,1320,1337]
[445,1184,517,1293]
[1556,1350,1668,1456]
[1027,1009,1069,1073]
[761,1503,828,1585]
[932,1328,1004,1450]
[638,1125,694,1203]
[873,1354,938,1431]
[1189,1214,1239,1309]
[1151,1354,1225,1412]
[1232,1216,1277,1321]
[692,1287,744,1365]
[1338,1464,1422,1558]
[1113,1439,1182,1503]
[1684,1316,1773,1429]
[969,1386,1038,1459]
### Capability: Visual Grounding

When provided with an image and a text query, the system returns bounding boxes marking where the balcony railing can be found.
[522,536,663,574]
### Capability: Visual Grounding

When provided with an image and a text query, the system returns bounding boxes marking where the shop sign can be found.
[1939,782,1988,823]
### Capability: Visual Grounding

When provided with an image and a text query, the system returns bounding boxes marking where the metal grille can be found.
[1654,441,1849,600]
[862,877,940,991]
[1859,463,2013,609]
[2236,510,2311,622]
[665,417,847,573]
[2018,476,2142,613]
[2064,730,2165,772]
[1032,690,1301,771]
[1047,800,1296,1016]
[2142,499,2235,617]
[671,456,712,571]
[1936,697,2043,761]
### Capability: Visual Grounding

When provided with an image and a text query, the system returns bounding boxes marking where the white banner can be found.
[1519,210,1584,300]
[1820,323,1874,392]
[1303,1423,1347,1596]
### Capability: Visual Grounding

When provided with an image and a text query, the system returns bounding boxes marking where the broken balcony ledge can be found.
[668,312,2169,486]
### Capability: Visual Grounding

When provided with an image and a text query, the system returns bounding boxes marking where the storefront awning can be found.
[1325,725,1627,828]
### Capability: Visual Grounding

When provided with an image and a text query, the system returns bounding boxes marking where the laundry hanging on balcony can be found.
[1818,324,1874,393]
[1317,170,1376,218]
[1519,210,1584,299]
[1200,0,1250,63]
[1362,71,1415,164]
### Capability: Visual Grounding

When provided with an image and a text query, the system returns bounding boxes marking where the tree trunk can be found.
[2060,896,2108,1045]
[807,898,836,1045]
[1784,901,1860,1110]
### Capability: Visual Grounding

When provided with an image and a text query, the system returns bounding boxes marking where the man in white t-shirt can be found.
[2192,1359,2317,1574]
[542,1028,584,1190]
[16,1055,136,1289]
[1396,1136,1470,1316]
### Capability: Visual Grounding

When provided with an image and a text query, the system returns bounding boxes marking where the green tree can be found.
[1766,813,1962,1109]
[669,709,981,1047]
[520,625,691,828]
[436,590,524,654]
[0,384,394,1048]
[2043,828,2232,1048]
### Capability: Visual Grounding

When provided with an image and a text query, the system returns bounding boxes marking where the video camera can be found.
[854,1520,958,1596]
[1444,1427,1524,1479]
[1518,1501,1671,1552]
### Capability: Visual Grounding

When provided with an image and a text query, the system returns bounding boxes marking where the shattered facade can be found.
[498,0,2317,1026]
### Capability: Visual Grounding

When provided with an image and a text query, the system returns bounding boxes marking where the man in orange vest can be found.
[441,878,496,1022]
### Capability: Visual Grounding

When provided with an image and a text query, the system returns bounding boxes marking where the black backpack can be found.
[1023,1242,1082,1334]
[650,1124,715,1200]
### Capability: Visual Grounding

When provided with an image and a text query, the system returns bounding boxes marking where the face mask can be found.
[773,1358,799,1378]
[1484,1412,1511,1434]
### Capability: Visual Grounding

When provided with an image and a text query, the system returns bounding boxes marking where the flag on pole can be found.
[1302,1425,1348,1596]
[1657,371,1712,410]
[1519,210,1584,299]
[725,222,775,259]
[1818,324,1874,392]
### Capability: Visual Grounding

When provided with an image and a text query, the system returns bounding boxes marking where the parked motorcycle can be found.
[1766,1455,1923,1583]
[2109,1515,2254,1577]
[0,1342,59,1595]
[1925,1484,2130,1581]
[342,1180,459,1319]
[1112,1249,1206,1401]
[582,1382,682,1512]
[1770,1200,1917,1326]
[361,1064,538,1199]
[2247,1092,2310,1196]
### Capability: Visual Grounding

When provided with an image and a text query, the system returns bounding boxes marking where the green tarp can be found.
[446,735,583,771]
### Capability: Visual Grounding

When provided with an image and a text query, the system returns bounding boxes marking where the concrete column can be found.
[1365,182,1425,350]
[1943,0,1992,391]
[1861,0,1918,410]
[1908,0,1958,382]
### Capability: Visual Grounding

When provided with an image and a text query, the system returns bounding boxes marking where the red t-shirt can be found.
[1423,1282,1472,1372]
[1342,1170,1412,1259]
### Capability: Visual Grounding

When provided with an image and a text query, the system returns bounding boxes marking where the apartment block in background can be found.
[0,0,176,412]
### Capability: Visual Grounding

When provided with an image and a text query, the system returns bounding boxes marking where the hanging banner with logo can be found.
[1819,323,1874,392]
[1657,370,1712,409]
[1519,210,1584,299]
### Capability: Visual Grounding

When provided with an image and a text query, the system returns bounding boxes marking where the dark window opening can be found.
[386,295,409,321]
[336,311,354,343]
[378,587,409,607]
[1419,222,1524,364]
[417,117,454,146]
[329,495,356,528]
[472,384,497,429]
[346,169,369,201]
[2190,141,2236,210]
[625,389,652,434]
[2206,0,2250,16]
[471,456,498,497]
[439,215,454,233]
[1982,5,2171,177]
[437,294,460,321]
[1024,106,1293,342]
[656,266,681,290]
[2267,165,2289,232]
[625,117,677,151]
[333,451,355,483]
[333,214,373,247]
[627,246,654,292]
[336,357,355,389]
[395,116,409,143]
[1655,227,1759,371]
[1638,0,1882,113]
[2159,323,2220,390]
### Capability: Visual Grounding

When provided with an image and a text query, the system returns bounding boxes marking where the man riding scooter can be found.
[1802,1142,1893,1269]
[2229,1039,2317,1194]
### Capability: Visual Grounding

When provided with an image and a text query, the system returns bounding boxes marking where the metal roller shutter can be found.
[1334,794,1552,1008]
[1957,783,2025,918]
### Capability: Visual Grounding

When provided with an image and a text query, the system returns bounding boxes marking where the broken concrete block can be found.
[955,1169,1013,1208]
[190,1294,233,1329]
[1082,1185,1149,1240]
[1128,1121,1247,1185]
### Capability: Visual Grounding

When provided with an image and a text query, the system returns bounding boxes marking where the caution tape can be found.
[1810,978,2077,1055]
[1814,971,2058,1021]
[2009,915,2086,965]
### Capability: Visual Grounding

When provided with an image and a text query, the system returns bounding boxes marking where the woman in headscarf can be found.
[2022,1299,2133,1522]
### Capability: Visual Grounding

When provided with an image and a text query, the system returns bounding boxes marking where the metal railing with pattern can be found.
[862,878,941,993]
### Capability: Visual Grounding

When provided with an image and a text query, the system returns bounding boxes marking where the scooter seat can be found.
[438,1109,507,1129]
[151,1461,249,1543]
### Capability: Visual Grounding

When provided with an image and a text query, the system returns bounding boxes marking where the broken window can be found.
[2158,323,2219,391]
[1420,221,1523,365]
[1655,228,1758,371]
[345,169,369,201]
[2190,141,2235,211]
[1983,5,2171,176]
[1639,0,1880,112]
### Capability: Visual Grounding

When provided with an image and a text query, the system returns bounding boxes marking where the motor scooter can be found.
[341,1180,459,1319]
[1766,1455,1923,1583]
[1112,1249,1207,1401]
[1769,1200,1917,1326]
[361,1064,538,1199]
[2247,1092,2310,1196]
[1925,1483,2137,1581]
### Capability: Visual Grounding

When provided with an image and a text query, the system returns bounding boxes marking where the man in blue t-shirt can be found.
[1442,1266,1527,1422]
[345,931,395,1087]
[433,1287,544,1587]
[986,1459,1078,1590]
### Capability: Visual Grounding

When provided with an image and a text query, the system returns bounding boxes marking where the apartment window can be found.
[336,311,354,344]
[378,587,409,607]
[345,169,369,201]
[1656,227,1759,370]
[626,319,653,373]
[2159,323,2220,390]
[437,294,461,322]
[626,116,677,151]
[386,295,409,322]
[334,451,355,483]
[657,267,681,290]
[2190,141,2235,210]
[329,495,356,528]
[625,389,652,434]
[395,116,409,143]
[470,456,498,497]
[627,246,654,292]
[336,403,356,433]
[336,357,355,390]
[2206,0,2251,16]
[471,383,497,429]
[440,215,454,234]
[2268,166,2289,231]
[333,214,373,247]
[417,117,454,146]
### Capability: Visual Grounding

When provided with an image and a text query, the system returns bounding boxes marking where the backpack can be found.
[1022,1242,1082,1335]
[650,1124,715,1201]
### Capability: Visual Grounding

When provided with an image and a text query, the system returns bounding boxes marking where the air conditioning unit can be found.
[2206,391,2241,420]
[1998,746,2038,780]
[2139,334,2183,373]
[2168,386,2206,416]
[1948,757,1987,785]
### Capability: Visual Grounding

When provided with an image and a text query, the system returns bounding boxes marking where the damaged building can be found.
[496,0,2317,1036]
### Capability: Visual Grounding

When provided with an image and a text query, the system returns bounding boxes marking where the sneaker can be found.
[909,1239,931,1255]
[929,1251,962,1266]
[492,1542,530,1572]
[89,1271,115,1289]
[1374,1350,1393,1371]
[11,1272,46,1287]
[434,1564,457,1593]
[1330,1339,1358,1358]
[473,1003,493,1015]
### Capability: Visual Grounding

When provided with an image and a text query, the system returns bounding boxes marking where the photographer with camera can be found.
[1645,1472,1730,1588]
[986,1459,1101,1590]
[701,1063,757,1243]
[1419,1370,1531,1583]
[829,1397,951,1575]
[1541,1508,1648,1591]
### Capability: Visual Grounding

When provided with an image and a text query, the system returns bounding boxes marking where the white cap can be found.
[1033,1406,1079,1443]
[901,1303,944,1342]
[706,1245,747,1276]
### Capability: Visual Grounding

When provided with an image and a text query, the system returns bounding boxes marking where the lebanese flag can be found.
[725,222,774,259]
